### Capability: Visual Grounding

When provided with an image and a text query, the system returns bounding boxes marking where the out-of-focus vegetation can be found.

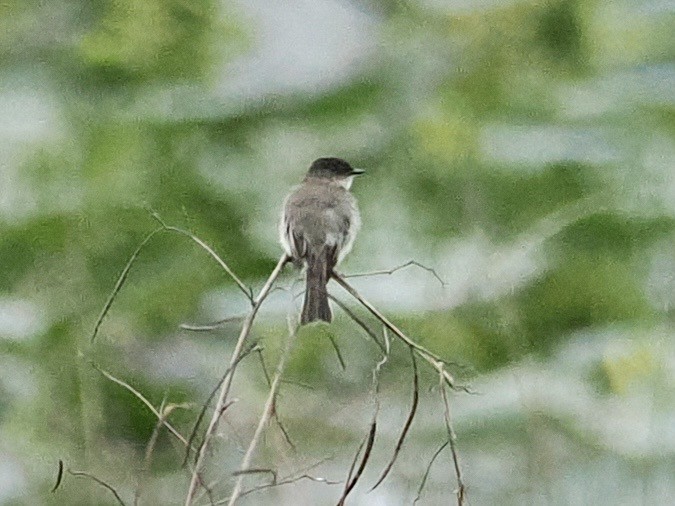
[1,0,674,504]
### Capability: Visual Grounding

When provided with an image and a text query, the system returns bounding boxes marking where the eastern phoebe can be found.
[280,157,364,324]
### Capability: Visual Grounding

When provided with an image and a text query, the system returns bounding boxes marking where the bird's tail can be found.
[301,249,333,324]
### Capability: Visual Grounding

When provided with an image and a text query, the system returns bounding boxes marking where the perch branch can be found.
[226,318,298,505]
[183,343,260,468]
[332,273,460,390]
[185,254,289,505]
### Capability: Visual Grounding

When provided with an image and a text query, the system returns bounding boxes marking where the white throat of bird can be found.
[338,175,354,190]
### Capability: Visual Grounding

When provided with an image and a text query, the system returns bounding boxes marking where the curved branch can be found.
[185,254,289,505]
[226,319,298,505]
[332,272,461,390]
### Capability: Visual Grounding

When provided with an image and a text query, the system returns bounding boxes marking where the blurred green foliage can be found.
[1,0,674,504]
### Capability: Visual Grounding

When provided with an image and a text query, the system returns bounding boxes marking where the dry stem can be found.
[332,272,460,390]
[185,254,289,505]
[440,374,465,505]
[226,319,298,505]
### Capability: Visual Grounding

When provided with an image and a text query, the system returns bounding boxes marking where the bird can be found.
[279,157,364,324]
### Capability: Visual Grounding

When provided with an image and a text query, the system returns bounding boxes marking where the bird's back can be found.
[281,178,359,260]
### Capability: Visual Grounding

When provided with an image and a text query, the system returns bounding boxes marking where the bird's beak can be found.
[351,168,365,176]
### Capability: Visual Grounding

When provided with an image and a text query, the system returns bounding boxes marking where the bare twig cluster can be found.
[73,218,468,506]
[331,273,467,505]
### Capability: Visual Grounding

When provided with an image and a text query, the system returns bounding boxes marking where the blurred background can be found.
[1,0,674,504]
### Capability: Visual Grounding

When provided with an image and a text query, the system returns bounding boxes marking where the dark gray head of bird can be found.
[307,157,365,179]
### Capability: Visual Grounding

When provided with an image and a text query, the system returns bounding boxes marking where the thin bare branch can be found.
[236,467,341,503]
[180,315,246,332]
[327,333,346,370]
[332,273,463,391]
[343,437,365,495]
[185,255,289,506]
[280,378,314,390]
[337,420,377,506]
[256,347,272,387]
[336,325,389,505]
[147,211,252,303]
[226,316,298,505]
[253,349,295,450]
[67,469,126,506]
[345,260,446,287]
[92,363,193,449]
[183,343,259,468]
[135,401,191,506]
[211,457,339,504]
[231,468,277,483]
[196,474,216,506]
[370,348,419,491]
[440,375,465,506]
[186,255,289,505]
[240,473,340,499]
[51,459,64,493]
[413,442,449,505]
[271,395,296,450]
[91,226,164,343]
[329,294,385,353]
[333,271,470,502]
[135,395,166,506]
[92,216,254,343]
[162,225,253,303]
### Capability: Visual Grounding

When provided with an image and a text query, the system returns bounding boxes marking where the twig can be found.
[91,226,164,343]
[231,468,277,483]
[271,395,296,450]
[185,254,288,505]
[327,333,346,370]
[413,442,449,505]
[180,315,246,332]
[370,348,419,491]
[183,344,260,468]
[92,219,254,343]
[67,469,126,506]
[196,474,216,506]
[336,326,389,505]
[238,473,340,500]
[337,421,377,506]
[253,350,295,449]
[212,457,339,503]
[162,225,253,303]
[135,401,190,505]
[440,375,465,505]
[280,378,314,390]
[333,272,470,502]
[91,363,193,449]
[148,212,252,302]
[234,458,342,502]
[329,295,385,353]
[256,347,272,387]
[226,316,298,505]
[342,437,366,499]
[344,260,446,287]
[51,459,64,493]
[91,216,257,343]
[332,273,461,390]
